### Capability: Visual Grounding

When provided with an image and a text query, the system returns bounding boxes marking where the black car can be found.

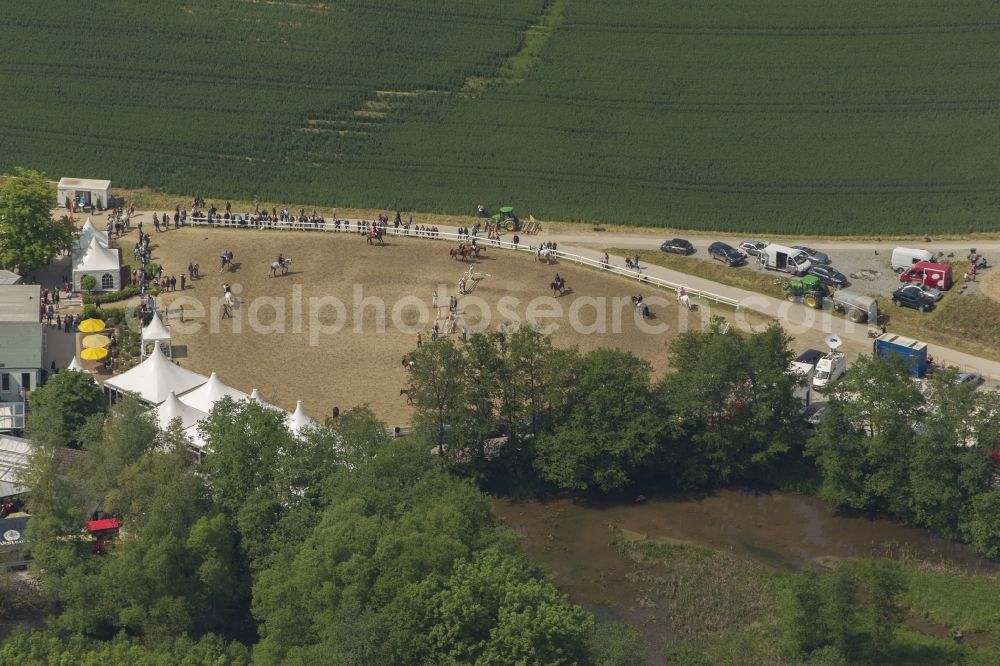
[792,245,831,265]
[708,241,746,266]
[891,286,935,312]
[807,264,849,287]
[660,238,695,255]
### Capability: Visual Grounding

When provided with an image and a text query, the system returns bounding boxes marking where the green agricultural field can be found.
[2,1,999,234]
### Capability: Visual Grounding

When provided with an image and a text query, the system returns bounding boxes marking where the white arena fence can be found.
[181,216,740,309]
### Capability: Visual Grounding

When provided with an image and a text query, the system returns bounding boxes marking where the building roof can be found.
[141,310,171,343]
[0,271,22,286]
[0,323,44,369]
[178,372,248,414]
[57,177,111,191]
[103,343,207,405]
[0,285,41,323]
[0,434,32,496]
[74,236,119,273]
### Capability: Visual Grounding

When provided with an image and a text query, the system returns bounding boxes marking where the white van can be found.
[890,247,933,273]
[758,243,812,275]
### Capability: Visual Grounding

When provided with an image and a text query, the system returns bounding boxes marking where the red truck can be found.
[898,261,953,290]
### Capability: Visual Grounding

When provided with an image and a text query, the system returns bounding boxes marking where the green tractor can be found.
[785,274,828,309]
[491,205,519,232]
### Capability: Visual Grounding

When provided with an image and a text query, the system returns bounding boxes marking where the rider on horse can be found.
[277,253,284,266]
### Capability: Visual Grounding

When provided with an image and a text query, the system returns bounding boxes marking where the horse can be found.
[220,250,234,272]
[550,278,567,297]
[366,229,385,246]
[450,246,469,261]
[400,384,416,405]
[469,245,485,259]
[536,247,555,264]
[269,257,292,277]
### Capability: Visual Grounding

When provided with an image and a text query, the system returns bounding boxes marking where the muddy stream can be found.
[494,489,994,657]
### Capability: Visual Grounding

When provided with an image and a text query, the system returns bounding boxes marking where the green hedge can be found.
[82,284,159,304]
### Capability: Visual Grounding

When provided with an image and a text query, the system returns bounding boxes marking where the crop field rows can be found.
[2,1,999,234]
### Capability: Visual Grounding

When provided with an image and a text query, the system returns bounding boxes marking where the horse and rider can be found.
[269,253,292,277]
[550,273,568,297]
[220,250,235,272]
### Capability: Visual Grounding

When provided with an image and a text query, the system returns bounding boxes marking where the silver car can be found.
[899,282,942,301]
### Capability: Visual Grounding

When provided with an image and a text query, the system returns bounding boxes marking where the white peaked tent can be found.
[154,391,207,431]
[141,310,172,358]
[73,236,121,292]
[178,372,248,414]
[103,343,208,405]
[249,388,281,412]
[288,400,315,436]
[77,218,109,250]
[67,355,86,372]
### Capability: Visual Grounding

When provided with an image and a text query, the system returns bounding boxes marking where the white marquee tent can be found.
[153,391,209,450]
[178,372,248,414]
[76,218,109,250]
[141,310,172,358]
[72,236,121,292]
[103,343,207,405]
[288,400,316,436]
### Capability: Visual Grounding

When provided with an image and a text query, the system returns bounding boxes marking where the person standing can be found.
[432,290,438,308]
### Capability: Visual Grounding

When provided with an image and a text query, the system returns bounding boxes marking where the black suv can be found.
[807,265,849,287]
[708,241,745,266]
[891,286,935,312]
[660,238,695,255]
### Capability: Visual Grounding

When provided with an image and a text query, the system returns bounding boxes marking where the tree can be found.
[534,348,662,493]
[808,355,922,517]
[81,274,96,292]
[967,489,1000,559]
[789,570,827,654]
[0,167,73,273]
[75,395,158,501]
[862,561,906,648]
[658,320,799,488]
[409,337,468,469]
[26,369,106,448]
[199,398,299,569]
[820,567,860,660]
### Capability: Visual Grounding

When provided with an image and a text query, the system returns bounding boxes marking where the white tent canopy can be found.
[288,400,316,436]
[249,388,283,412]
[103,343,207,405]
[76,218,109,249]
[178,372,248,414]
[154,391,208,431]
[74,236,118,272]
[142,310,171,343]
[67,355,85,372]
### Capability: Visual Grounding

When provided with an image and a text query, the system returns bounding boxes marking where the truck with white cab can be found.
[812,335,847,390]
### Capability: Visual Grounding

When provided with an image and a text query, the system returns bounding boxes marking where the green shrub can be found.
[80,275,96,292]
[81,284,157,304]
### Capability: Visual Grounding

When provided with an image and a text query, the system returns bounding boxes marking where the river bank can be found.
[494,489,1000,664]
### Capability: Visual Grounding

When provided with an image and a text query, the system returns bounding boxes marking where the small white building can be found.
[73,236,121,292]
[57,178,112,210]
[0,286,44,427]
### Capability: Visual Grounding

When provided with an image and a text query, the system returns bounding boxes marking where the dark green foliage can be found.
[808,358,1000,556]
[658,320,801,488]
[0,168,73,272]
[0,631,249,665]
[26,369,106,448]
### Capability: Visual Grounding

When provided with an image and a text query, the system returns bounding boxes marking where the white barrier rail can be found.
[180,217,740,308]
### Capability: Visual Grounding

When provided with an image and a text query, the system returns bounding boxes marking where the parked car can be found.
[792,245,830,265]
[708,241,746,266]
[898,282,942,302]
[738,240,767,257]
[891,286,935,312]
[807,265,849,287]
[660,238,695,255]
[804,402,829,428]
[955,372,984,387]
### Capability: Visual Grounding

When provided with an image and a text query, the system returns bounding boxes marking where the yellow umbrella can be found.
[81,334,111,349]
[80,347,108,361]
[79,318,106,333]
